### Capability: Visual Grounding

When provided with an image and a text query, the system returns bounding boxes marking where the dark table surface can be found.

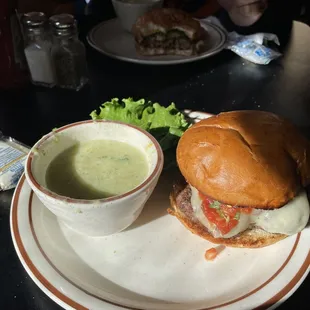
[1,16,310,310]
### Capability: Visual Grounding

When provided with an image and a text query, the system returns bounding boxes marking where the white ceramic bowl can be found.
[24,120,164,237]
[111,0,163,32]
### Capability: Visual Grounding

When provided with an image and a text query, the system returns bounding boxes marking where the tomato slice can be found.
[201,198,238,235]
[200,195,253,235]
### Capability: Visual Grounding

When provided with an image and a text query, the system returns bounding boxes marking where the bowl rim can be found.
[25,119,164,205]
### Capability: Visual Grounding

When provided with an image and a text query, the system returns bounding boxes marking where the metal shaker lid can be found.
[49,14,76,29]
[23,12,46,28]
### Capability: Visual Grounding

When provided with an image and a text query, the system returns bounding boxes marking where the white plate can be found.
[10,111,310,310]
[87,19,227,65]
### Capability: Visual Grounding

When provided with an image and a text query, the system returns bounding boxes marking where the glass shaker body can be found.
[50,14,88,91]
[23,12,56,87]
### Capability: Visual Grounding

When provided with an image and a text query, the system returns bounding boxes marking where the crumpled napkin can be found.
[203,16,282,65]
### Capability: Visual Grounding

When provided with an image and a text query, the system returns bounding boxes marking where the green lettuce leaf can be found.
[90,98,190,168]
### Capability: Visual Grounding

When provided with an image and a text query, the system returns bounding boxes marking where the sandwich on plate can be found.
[169,111,310,248]
[132,8,206,56]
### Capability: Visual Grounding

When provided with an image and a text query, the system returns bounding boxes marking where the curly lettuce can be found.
[90,98,190,168]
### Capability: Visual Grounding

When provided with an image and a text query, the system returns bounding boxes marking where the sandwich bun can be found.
[177,110,310,209]
[132,8,206,56]
[132,8,204,42]
[168,111,310,248]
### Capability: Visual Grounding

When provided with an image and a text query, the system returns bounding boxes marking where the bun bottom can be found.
[168,182,288,248]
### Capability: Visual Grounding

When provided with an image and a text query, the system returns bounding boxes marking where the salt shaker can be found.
[22,12,56,87]
[49,14,88,91]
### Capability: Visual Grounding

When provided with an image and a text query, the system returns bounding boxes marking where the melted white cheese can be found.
[190,185,220,237]
[253,190,310,235]
[189,185,310,238]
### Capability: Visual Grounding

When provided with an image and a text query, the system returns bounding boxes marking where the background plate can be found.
[87,19,227,65]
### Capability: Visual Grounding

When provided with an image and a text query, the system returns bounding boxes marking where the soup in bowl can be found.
[25,120,164,236]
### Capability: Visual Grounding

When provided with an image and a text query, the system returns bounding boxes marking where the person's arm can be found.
[164,0,220,16]
[217,0,267,27]
[218,0,297,45]
[174,0,295,42]
[164,0,267,23]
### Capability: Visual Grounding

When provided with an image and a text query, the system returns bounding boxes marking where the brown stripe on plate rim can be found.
[11,176,88,310]
[253,249,310,310]
[28,191,143,309]
[27,191,303,309]
[12,175,309,310]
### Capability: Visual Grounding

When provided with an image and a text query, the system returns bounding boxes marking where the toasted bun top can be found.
[132,8,204,42]
[177,111,310,209]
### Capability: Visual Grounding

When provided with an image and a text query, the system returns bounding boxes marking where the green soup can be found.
[45,139,149,199]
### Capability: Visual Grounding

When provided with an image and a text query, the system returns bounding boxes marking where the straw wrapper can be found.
[204,16,282,65]
[0,132,30,191]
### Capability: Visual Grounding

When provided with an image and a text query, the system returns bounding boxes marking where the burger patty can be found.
[174,184,257,238]
[169,182,289,248]
[141,36,193,50]
[173,182,196,220]
[141,31,199,51]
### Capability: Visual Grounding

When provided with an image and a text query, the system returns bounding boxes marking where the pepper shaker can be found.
[49,14,88,91]
[22,12,56,87]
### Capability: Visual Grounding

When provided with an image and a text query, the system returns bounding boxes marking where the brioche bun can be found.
[176,111,310,209]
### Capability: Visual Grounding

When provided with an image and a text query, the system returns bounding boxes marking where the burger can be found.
[168,111,310,248]
[132,8,206,56]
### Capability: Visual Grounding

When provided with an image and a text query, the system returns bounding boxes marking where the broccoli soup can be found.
[45,139,149,199]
